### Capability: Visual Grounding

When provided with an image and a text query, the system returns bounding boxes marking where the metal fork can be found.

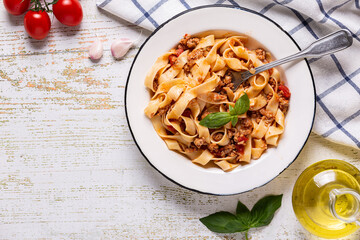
[230,29,353,90]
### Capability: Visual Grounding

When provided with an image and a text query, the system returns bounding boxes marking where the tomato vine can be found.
[4,0,83,40]
[29,0,58,12]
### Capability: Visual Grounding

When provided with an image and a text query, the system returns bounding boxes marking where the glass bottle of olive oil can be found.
[292,159,360,239]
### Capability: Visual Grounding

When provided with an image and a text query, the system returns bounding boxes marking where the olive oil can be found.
[292,160,360,239]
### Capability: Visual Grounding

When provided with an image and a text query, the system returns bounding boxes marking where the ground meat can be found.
[224,74,234,89]
[279,97,289,113]
[168,54,177,66]
[214,80,225,92]
[194,137,206,148]
[212,93,227,102]
[224,75,232,85]
[177,43,185,50]
[187,38,200,49]
[235,153,244,161]
[227,51,236,58]
[249,111,261,123]
[219,145,236,157]
[268,77,277,89]
[157,105,170,116]
[199,110,209,120]
[260,108,275,124]
[238,118,253,135]
[234,132,248,145]
[184,145,197,153]
[266,92,273,102]
[227,128,238,139]
[183,63,190,74]
[203,46,212,56]
[215,74,234,92]
[208,143,219,152]
[213,132,223,142]
[187,48,206,67]
[179,34,199,50]
[255,48,266,60]
[179,34,191,46]
[239,79,250,89]
[229,151,237,158]
[226,83,234,89]
[153,79,159,91]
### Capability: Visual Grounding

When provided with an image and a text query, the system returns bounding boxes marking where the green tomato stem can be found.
[30,0,57,12]
[44,0,50,11]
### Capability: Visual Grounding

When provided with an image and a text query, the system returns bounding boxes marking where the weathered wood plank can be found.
[0,1,359,239]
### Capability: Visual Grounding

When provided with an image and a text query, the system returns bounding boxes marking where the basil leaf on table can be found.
[249,195,283,228]
[235,201,252,231]
[200,194,283,240]
[236,201,251,217]
[199,93,250,129]
[199,211,248,233]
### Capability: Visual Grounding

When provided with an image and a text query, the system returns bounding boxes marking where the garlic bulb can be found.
[88,38,103,60]
[111,38,133,59]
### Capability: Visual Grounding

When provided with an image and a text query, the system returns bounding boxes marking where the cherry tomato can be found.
[168,54,177,66]
[278,85,291,99]
[176,48,184,56]
[24,11,51,40]
[237,135,248,143]
[53,0,83,26]
[235,145,245,154]
[3,0,30,15]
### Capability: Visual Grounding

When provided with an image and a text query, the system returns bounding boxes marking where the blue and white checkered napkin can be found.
[97,0,360,149]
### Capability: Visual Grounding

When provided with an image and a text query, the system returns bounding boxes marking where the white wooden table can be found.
[0,2,359,239]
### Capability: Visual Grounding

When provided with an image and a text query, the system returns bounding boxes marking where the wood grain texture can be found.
[0,1,360,239]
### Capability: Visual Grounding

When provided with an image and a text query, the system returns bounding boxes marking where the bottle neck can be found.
[329,188,360,225]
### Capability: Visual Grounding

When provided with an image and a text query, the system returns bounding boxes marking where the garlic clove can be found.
[89,38,103,60]
[111,38,133,59]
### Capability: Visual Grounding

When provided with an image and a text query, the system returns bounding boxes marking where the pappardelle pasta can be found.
[144,34,291,172]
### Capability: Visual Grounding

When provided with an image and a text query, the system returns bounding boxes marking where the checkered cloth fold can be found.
[97,0,360,149]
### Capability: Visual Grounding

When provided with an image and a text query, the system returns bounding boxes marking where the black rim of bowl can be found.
[124,4,316,196]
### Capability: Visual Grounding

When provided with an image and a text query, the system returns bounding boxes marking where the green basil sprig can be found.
[199,93,250,129]
[200,194,283,240]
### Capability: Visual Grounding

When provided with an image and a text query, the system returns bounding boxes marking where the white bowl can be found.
[125,5,315,195]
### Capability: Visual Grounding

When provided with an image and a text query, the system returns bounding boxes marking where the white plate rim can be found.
[124,4,316,195]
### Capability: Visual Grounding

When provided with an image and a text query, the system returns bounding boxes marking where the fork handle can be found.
[241,29,353,80]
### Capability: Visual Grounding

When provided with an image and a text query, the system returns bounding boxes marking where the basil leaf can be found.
[250,195,283,228]
[231,116,238,127]
[199,195,283,237]
[224,218,250,233]
[236,201,250,215]
[199,112,232,129]
[229,105,236,115]
[200,211,248,233]
[234,93,250,115]
[235,201,252,229]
